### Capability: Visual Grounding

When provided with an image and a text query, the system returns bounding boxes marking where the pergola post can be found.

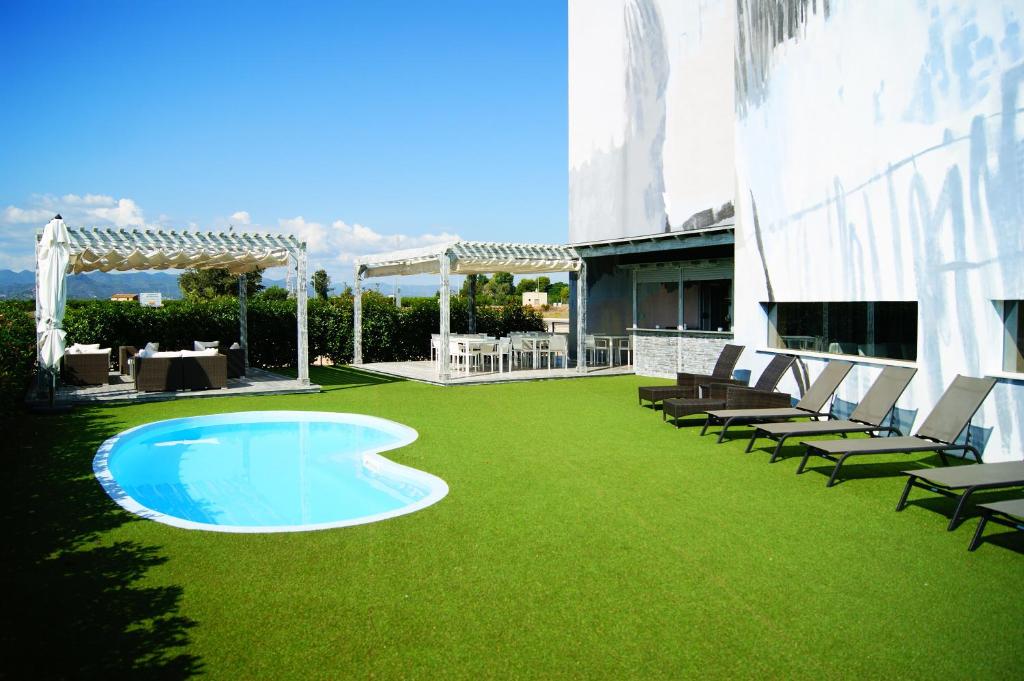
[467,274,477,334]
[296,245,309,384]
[439,251,451,382]
[576,259,588,374]
[238,273,249,370]
[353,265,363,364]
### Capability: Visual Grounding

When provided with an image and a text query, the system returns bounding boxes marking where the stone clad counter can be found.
[630,328,734,378]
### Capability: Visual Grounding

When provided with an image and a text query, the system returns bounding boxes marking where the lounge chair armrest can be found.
[675,372,713,388]
[703,379,750,399]
[724,387,793,409]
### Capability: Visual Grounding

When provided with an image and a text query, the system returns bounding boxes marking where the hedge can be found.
[0,301,37,412]
[60,292,546,367]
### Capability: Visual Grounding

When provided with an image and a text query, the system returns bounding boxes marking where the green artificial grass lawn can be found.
[3,366,1023,679]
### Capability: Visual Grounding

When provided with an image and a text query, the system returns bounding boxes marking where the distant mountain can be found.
[0,269,444,301]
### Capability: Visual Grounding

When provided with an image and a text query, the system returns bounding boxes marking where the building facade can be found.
[569,0,1024,462]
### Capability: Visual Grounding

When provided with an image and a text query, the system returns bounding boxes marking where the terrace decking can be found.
[53,367,320,404]
[351,360,633,385]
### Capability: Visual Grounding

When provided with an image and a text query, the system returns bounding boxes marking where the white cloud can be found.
[60,193,116,207]
[229,210,251,225]
[3,206,55,224]
[89,198,146,227]
[274,216,460,269]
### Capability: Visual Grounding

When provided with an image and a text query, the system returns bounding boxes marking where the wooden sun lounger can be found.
[969,498,1024,551]
[662,354,795,428]
[895,461,1024,530]
[637,344,744,408]
[745,365,917,462]
[798,375,998,488]
[701,360,853,443]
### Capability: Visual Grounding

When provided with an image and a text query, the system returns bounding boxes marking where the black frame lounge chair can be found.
[798,375,998,487]
[663,354,795,428]
[969,499,1024,551]
[637,344,744,408]
[701,360,854,443]
[745,365,917,463]
[896,461,1024,530]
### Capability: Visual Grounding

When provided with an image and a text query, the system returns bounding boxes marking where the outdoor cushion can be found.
[194,340,219,350]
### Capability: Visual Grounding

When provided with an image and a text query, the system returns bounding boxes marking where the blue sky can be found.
[0,1,567,282]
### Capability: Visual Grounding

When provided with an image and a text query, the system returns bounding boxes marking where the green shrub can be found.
[0,301,37,410]
[57,294,546,370]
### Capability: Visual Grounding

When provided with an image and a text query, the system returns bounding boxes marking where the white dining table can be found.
[592,334,629,366]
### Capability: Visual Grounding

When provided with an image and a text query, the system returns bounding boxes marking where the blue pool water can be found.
[93,411,447,532]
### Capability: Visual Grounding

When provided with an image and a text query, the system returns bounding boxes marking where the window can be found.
[636,280,679,329]
[1003,301,1024,373]
[632,261,733,330]
[767,301,917,361]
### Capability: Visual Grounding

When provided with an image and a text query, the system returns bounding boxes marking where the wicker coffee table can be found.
[663,397,725,428]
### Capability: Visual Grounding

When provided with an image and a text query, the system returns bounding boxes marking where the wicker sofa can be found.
[135,351,227,392]
[62,349,111,386]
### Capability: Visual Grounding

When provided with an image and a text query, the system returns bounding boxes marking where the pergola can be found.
[353,240,585,381]
[36,222,310,384]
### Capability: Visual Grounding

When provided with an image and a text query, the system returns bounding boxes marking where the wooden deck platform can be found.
[350,360,633,386]
[51,367,321,405]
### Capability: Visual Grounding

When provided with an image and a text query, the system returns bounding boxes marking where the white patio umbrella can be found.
[36,215,70,398]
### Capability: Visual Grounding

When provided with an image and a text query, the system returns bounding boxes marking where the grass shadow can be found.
[0,408,202,679]
[275,365,406,392]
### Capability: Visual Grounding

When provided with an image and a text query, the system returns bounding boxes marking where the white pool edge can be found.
[93,411,448,533]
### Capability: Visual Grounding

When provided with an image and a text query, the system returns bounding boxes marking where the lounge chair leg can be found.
[938,450,949,466]
[700,416,711,437]
[745,430,759,453]
[769,435,789,464]
[968,513,990,551]
[948,486,978,531]
[826,452,852,487]
[715,418,731,444]
[895,476,916,512]
[796,447,813,474]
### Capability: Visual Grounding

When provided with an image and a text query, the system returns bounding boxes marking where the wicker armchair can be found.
[118,346,138,375]
[220,347,246,378]
[63,351,111,386]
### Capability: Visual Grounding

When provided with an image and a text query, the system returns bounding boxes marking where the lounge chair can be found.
[637,344,744,408]
[662,354,795,428]
[745,365,917,462]
[797,375,998,487]
[896,461,1024,530]
[969,499,1024,551]
[701,360,854,443]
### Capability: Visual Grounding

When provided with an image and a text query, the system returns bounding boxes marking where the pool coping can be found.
[93,410,449,533]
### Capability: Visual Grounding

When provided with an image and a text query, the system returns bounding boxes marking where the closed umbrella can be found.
[37,215,70,401]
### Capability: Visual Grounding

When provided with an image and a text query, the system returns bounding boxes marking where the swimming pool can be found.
[93,411,447,533]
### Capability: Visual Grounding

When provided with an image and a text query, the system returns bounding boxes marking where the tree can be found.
[179,267,264,299]
[312,268,332,300]
[258,285,289,301]
[537,276,551,292]
[547,282,569,304]
[460,273,489,298]
[515,278,537,295]
[486,272,514,305]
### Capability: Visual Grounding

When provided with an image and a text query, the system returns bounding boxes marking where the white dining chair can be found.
[585,335,608,366]
[542,334,568,370]
[497,337,512,372]
[477,341,499,372]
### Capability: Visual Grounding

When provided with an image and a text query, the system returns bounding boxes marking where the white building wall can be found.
[569,0,736,241]
[732,1,1024,462]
